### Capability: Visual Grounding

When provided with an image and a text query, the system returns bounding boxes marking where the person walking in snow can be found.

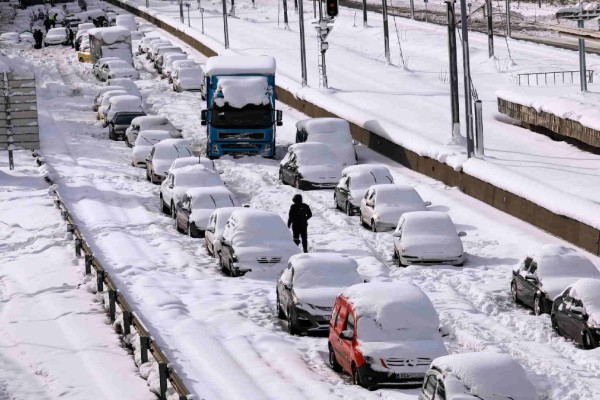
[287,194,312,253]
[67,27,74,47]
[50,13,57,28]
[33,29,44,49]
[43,16,52,32]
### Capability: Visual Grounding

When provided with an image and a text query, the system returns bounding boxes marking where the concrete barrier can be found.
[104,0,600,256]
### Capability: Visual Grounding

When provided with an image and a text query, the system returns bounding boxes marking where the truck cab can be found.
[201,56,282,159]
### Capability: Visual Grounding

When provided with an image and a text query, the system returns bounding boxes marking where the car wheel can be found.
[333,194,338,210]
[352,364,369,389]
[228,258,237,277]
[205,241,213,256]
[175,218,183,233]
[328,344,342,372]
[188,222,199,238]
[371,220,377,233]
[398,257,407,268]
[511,282,519,304]
[346,202,354,216]
[171,203,176,219]
[276,294,285,319]
[294,176,300,189]
[108,126,115,140]
[392,248,398,259]
[533,294,543,316]
[218,255,229,276]
[279,170,285,184]
[160,196,170,214]
[582,330,594,350]
[146,169,151,182]
[287,307,299,335]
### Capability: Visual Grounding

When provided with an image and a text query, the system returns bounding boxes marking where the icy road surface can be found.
[5,12,600,399]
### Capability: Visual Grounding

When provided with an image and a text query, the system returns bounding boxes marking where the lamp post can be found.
[185,2,191,27]
[298,0,307,86]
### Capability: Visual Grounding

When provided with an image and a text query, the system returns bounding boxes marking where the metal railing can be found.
[516,70,594,86]
[33,152,192,400]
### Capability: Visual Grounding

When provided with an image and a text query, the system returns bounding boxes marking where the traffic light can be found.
[326,0,338,17]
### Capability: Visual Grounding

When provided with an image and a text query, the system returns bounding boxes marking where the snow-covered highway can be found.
[1,10,598,399]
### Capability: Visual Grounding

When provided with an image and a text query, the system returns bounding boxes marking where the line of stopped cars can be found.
[84,28,600,398]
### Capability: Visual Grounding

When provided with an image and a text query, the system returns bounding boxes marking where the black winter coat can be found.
[287,203,312,228]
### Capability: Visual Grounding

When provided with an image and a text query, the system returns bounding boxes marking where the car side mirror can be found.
[276,110,283,126]
[206,226,215,233]
[168,183,174,189]
[366,200,374,207]
[200,109,207,126]
[424,201,432,207]
[393,231,402,237]
[283,283,291,290]
[571,306,587,319]
[339,329,353,341]
[458,231,466,237]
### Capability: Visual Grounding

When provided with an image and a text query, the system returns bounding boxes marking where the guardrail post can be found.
[158,362,168,400]
[61,210,68,220]
[53,199,60,208]
[140,336,150,364]
[108,290,117,322]
[123,310,132,335]
[97,270,104,292]
[85,254,93,274]
[75,238,82,257]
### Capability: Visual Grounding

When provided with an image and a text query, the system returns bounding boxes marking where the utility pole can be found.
[446,0,460,140]
[382,0,390,63]
[222,0,230,48]
[460,0,474,157]
[362,0,367,26]
[283,0,289,29]
[578,19,587,91]
[179,0,184,23]
[505,0,511,37]
[298,0,308,86]
[410,0,415,19]
[486,0,493,57]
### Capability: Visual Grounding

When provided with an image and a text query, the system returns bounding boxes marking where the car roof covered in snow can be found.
[342,164,394,188]
[398,211,454,233]
[136,129,172,141]
[342,282,439,330]
[525,245,599,281]
[569,278,600,325]
[132,115,170,126]
[88,27,131,44]
[204,55,276,76]
[185,186,236,205]
[108,94,142,108]
[224,209,292,245]
[296,118,351,136]
[154,138,192,153]
[107,78,138,91]
[171,164,217,178]
[289,253,362,288]
[169,156,214,171]
[287,143,342,165]
[432,352,536,400]
[290,253,358,272]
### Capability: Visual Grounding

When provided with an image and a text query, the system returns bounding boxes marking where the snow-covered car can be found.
[125,115,180,147]
[93,85,126,111]
[334,164,394,216]
[393,211,466,267]
[512,245,600,316]
[0,32,19,44]
[75,22,95,40]
[115,14,137,32]
[360,184,430,232]
[160,164,224,217]
[19,32,35,45]
[146,138,194,184]
[78,50,92,63]
[104,94,144,129]
[161,53,189,79]
[130,31,144,49]
[138,36,161,54]
[107,111,146,141]
[131,130,172,167]
[93,57,121,77]
[277,253,364,335]
[168,156,215,172]
[552,278,600,349]
[279,143,344,190]
[170,59,199,83]
[97,89,128,120]
[147,41,172,61]
[419,352,536,400]
[295,118,357,166]
[328,282,448,389]
[44,27,69,46]
[218,209,301,277]
[154,47,185,72]
[204,207,243,257]
[106,78,141,98]
[95,59,139,81]
[172,66,204,93]
[79,35,90,52]
[174,186,238,237]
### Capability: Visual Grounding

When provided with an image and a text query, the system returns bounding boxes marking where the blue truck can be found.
[201,56,282,158]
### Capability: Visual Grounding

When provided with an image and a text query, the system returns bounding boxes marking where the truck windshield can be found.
[211,103,273,129]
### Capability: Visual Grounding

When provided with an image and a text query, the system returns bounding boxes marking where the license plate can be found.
[396,373,425,380]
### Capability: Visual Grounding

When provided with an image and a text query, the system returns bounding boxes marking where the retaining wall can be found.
[104,0,600,256]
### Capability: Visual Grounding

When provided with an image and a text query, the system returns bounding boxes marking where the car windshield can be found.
[296,147,335,165]
[377,188,422,205]
[177,172,221,187]
[211,103,272,129]
[157,145,192,160]
[357,316,436,342]
[191,193,235,209]
[308,131,352,144]
[293,268,361,289]
[115,114,143,125]
[135,133,170,146]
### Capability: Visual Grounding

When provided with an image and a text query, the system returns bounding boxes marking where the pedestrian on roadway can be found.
[50,13,57,28]
[33,29,44,49]
[43,17,52,32]
[67,27,74,47]
[287,194,312,253]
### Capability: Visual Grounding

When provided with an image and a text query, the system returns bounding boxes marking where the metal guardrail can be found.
[32,152,192,400]
[516,70,594,86]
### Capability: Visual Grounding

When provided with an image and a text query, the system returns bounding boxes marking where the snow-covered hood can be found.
[327,144,356,167]
[375,204,422,225]
[401,234,463,259]
[360,338,448,373]
[154,159,175,176]
[541,276,586,300]
[348,188,368,206]
[132,145,151,164]
[298,165,341,184]
[172,186,191,203]
[294,286,341,310]
[190,209,213,230]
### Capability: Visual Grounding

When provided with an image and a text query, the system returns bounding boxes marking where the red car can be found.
[328,282,447,390]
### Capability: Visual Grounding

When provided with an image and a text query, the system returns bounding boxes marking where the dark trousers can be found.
[292,225,308,253]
